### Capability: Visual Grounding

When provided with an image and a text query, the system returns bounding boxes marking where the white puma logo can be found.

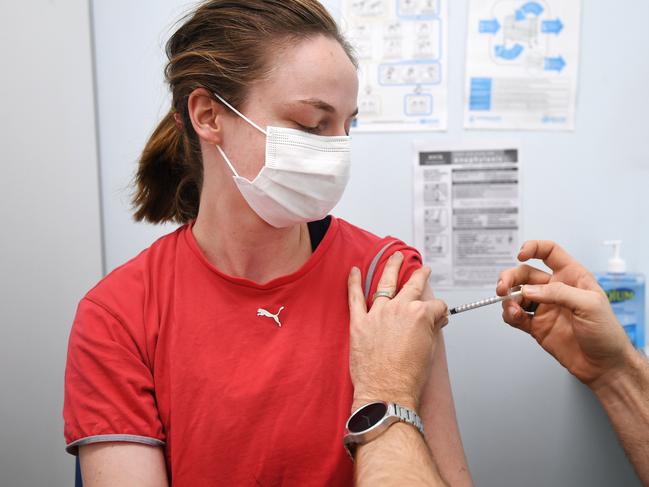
[256,306,285,327]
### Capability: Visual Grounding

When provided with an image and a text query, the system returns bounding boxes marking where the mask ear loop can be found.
[212,92,267,180]
[215,145,241,178]
[213,92,267,135]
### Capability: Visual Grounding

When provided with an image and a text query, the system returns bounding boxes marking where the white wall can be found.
[0,1,104,486]
[92,1,647,485]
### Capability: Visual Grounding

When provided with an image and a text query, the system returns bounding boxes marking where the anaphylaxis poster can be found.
[414,146,521,288]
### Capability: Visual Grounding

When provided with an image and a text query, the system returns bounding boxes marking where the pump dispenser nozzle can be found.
[604,240,626,273]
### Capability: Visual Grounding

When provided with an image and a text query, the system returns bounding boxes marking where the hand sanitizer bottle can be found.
[596,240,646,353]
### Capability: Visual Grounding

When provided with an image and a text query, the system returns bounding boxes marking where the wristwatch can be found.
[343,401,425,460]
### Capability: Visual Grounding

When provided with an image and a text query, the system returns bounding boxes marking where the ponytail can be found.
[132,109,202,224]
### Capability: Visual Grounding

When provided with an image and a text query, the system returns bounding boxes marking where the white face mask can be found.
[213,92,352,228]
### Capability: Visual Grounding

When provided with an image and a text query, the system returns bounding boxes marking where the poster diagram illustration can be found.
[464,0,581,130]
[342,0,448,132]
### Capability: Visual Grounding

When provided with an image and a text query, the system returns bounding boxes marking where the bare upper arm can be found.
[420,284,474,486]
[79,442,169,487]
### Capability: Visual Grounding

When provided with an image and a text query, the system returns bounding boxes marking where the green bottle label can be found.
[606,288,635,304]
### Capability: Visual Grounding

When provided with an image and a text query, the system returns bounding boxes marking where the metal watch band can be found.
[343,402,425,460]
[392,403,425,436]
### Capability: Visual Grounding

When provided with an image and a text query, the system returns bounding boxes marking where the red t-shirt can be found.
[63,216,421,486]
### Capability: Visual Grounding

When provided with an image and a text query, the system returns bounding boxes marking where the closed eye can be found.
[296,122,322,134]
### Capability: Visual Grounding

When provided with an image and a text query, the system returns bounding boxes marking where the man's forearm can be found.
[591,350,649,484]
[354,422,447,487]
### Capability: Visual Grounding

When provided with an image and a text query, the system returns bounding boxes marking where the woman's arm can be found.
[79,443,169,487]
[420,285,473,486]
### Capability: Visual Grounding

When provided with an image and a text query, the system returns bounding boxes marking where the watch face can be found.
[348,402,388,433]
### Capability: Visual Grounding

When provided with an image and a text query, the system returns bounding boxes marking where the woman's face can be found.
[216,35,359,181]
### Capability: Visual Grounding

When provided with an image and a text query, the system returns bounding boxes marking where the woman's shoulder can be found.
[333,217,423,303]
[83,224,187,314]
[335,217,415,255]
[336,217,383,245]
[333,217,421,275]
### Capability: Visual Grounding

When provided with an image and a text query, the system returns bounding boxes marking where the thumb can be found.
[522,282,593,312]
[424,299,449,330]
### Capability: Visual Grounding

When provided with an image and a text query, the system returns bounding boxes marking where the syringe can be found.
[449,285,523,315]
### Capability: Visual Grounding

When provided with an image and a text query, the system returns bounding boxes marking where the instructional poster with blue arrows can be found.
[464,0,581,130]
[343,0,448,132]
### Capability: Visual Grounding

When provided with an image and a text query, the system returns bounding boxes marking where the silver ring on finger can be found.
[373,290,395,300]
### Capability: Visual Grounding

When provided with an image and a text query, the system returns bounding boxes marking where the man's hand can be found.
[499,240,649,485]
[497,240,637,390]
[348,251,448,412]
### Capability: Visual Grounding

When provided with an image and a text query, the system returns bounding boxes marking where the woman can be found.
[63,1,471,485]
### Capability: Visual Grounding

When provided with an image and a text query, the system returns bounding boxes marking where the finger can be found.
[347,266,367,321]
[518,240,578,273]
[425,299,449,330]
[496,264,551,296]
[395,266,432,302]
[502,300,533,334]
[522,282,598,313]
[372,251,404,306]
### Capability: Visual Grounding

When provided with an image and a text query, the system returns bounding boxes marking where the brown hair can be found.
[132,0,357,224]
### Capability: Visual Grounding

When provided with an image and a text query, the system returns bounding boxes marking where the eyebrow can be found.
[298,98,359,118]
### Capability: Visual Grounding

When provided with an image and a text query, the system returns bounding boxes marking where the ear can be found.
[187,88,225,145]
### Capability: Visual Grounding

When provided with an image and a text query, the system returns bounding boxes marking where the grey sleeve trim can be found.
[364,240,398,300]
[66,434,166,456]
